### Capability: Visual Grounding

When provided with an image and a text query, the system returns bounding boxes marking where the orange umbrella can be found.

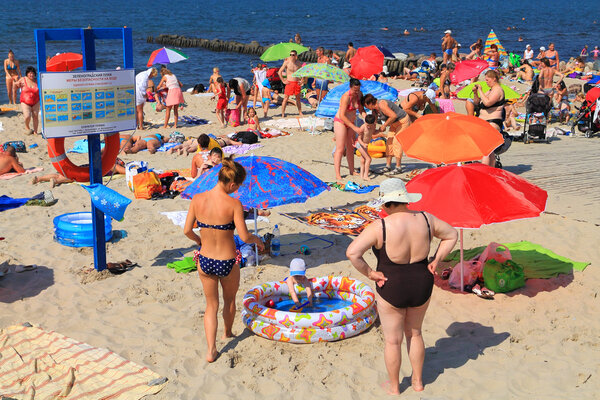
[396,112,504,164]
[46,52,83,72]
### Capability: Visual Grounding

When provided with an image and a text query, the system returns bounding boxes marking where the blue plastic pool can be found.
[273,297,353,313]
[53,212,112,247]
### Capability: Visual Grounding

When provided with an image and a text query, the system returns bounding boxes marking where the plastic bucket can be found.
[53,212,112,247]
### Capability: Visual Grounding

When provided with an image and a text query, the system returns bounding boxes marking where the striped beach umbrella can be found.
[147,47,188,67]
[484,30,507,56]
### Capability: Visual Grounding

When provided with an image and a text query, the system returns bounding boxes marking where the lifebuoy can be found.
[47,132,120,182]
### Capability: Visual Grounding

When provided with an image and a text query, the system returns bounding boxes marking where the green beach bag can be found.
[482,259,525,293]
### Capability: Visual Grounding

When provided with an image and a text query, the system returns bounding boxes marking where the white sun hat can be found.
[290,258,306,276]
[444,30,452,34]
[379,178,422,204]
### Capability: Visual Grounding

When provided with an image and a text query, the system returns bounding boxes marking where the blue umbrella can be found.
[181,155,329,265]
[315,80,398,118]
[376,45,395,59]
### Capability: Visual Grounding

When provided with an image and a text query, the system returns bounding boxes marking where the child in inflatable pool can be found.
[286,258,314,307]
[355,114,379,181]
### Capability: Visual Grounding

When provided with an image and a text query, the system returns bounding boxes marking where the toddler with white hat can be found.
[286,258,314,307]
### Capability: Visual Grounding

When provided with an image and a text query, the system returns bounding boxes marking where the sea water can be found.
[0,0,598,104]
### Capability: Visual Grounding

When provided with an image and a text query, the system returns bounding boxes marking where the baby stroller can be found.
[410,60,435,87]
[522,92,552,143]
[572,86,600,138]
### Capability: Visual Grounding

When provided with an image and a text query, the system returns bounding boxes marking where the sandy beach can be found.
[1,76,599,399]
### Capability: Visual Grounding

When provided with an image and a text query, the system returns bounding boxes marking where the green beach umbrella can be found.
[457,81,521,100]
[292,63,350,82]
[260,43,309,62]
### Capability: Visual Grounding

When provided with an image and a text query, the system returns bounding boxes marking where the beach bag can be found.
[126,161,148,191]
[231,131,258,144]
[132,171,162,199]
[3,141,26,153]
[482,259,525,293]
[449,260,482,289]
[226,108,240,127]
[478,242,511,273]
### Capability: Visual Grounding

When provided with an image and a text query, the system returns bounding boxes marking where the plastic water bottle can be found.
[271,225,281,256]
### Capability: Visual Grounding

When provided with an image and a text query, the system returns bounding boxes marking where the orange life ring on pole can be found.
[47,132,120,182]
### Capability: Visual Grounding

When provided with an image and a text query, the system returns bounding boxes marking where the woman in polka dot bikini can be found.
[184,157,264,362]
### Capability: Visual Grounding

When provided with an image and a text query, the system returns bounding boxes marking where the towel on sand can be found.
[68,139,105,153]
[0,167,44,180]
[444,241,589,278]
[167,257,197,273]
[0,324,167,399]
[0,195,31,211]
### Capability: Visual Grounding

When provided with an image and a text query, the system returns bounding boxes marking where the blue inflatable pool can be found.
[53,212,112,247]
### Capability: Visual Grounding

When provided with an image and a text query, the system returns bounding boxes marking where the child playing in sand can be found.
[247,107,260,131]
[355,114,378,181]
[215,77,228,127]
[286,258,314,307]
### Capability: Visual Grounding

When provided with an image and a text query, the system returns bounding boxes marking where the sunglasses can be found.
[290,53,297,56]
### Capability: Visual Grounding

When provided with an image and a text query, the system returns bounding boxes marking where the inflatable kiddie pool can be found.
[242,276,377,344]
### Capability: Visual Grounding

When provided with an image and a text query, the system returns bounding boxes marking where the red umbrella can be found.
[450,59,489,84]
[396,112,503,164]
[406,163,548,290]
[46,53,83,72]
[349,45,384,80]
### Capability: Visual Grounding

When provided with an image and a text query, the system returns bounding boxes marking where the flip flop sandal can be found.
[472,285,494,299]
[380,166,392,173]
[391,167,404,175]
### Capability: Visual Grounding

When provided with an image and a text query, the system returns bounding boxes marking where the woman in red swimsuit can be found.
[15,66,39,135]
[347,178,457,395]
[333,78,366,182]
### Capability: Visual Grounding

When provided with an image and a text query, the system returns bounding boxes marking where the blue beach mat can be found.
[0,195,30,212]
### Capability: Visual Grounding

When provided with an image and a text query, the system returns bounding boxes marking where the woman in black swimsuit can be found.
[346,178,457,395]
[184,157,264,362]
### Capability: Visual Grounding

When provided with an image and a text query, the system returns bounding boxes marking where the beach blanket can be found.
[68,139,105,153]
[263,117,326,130]
[0,195,30,212]
[328,181,379,194]
[0,167,44,180]
[178,115,210,126]
[222,143,263,155]
[167,257,197,273]
[0,324,167,399]
[154,142,179,152]
[444,241,589,278]
[436,98,456,113]
[282,202,382,236]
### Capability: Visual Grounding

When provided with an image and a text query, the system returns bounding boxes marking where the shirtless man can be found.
[0,145,25,175]
[278,50,303,118]
[538,58,564,96]
[441,30,457,64]
[343,42,357,71]
[515,60,534,83]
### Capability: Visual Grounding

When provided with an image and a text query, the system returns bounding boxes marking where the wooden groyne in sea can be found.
[147,34,424,75]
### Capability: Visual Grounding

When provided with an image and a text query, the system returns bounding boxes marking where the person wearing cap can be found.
[259,78,273,118]
[523,44,534,61]
[286,258,314,306]
[400,89,438,121]
[532,46,546,68]
[441,30,457,64]
[346,178,457,395]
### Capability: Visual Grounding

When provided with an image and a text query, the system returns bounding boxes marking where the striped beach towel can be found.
[0,324,167,399]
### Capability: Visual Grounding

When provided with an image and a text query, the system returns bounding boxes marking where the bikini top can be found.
[479,89,505,110]
[407,92,422,112]
[6,62,17,70]
[197,221,235,230]
[371,213,431,263]
[346,91,359,111]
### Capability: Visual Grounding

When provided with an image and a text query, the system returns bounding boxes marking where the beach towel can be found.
[258,129,291,139]
[263,117,326,130]
[0,167,44,180]
[436,98,456,113]
[0,195,30,212]
[444,241,589,278]
[328,181,379,194]
[68,139,105,153]
[154,142,180,152]
[222,143,263,155]
[0,324,167,399]
[282,201,382,236]
[167,257,197,273]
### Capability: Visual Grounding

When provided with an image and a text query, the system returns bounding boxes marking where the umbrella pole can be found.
[460,228,464,292]
[254,208,259,267]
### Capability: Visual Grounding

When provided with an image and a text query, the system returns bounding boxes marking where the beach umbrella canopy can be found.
[376,45,395,59]
[450,59,489,84]
[315,80,398,118]
[181,155,328,208]
[260,43,309,62]
[484,29,508,57]
[46,53,83,72]
[456,81,521,100]
[292,63,350,83]
[396,112,504,164]
[406,163,547,291]
[146,47,188,67]
[350,45,384,79]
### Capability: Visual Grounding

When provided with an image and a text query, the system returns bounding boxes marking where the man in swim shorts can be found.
[278,50,303,118]
[441,30,456,64]
[343,42,356,71]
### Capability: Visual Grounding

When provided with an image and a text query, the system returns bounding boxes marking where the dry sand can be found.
[1,77,599,399]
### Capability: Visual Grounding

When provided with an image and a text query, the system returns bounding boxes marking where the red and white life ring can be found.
[47,132,120,182]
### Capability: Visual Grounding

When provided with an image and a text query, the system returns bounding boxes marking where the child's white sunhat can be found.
[379,178,422,204]
[290,258,306,276]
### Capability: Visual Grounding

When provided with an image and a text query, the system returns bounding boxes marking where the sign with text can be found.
[40,69,136,138]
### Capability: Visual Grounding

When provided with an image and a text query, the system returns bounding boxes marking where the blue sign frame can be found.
[35,28,134,271]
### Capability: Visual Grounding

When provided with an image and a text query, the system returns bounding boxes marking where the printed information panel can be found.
[40,69,136,138]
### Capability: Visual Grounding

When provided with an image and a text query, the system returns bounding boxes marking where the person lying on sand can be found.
[126,133,164,154]
[30,158,127,186]
[0,145,25,175]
